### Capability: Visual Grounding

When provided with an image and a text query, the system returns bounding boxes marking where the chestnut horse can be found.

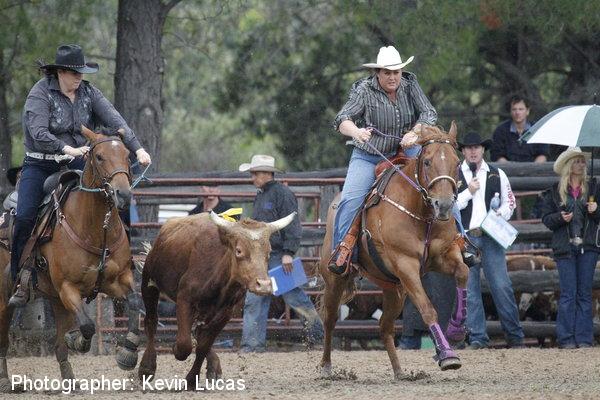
[319,123,470,379]
[0,126,135,391]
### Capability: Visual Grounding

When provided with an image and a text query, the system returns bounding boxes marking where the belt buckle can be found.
[570,236,583,246]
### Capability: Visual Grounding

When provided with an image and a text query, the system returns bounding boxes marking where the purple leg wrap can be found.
[429,323,458,363]
[445,287,467,342]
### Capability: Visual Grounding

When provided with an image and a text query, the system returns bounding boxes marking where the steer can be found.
[120,211,295,387]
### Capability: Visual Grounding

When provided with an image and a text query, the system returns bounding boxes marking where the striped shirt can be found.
[333,72,437,155]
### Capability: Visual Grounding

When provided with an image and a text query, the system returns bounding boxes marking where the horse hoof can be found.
[439,357,462,371]
[80,322,96,340]
[116,333,140,371]
[445,323,466,343]
[64,330,91,353]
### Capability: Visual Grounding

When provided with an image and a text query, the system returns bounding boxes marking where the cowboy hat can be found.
[238,155,281,173]
[458,132,493,151]
[6,166,22,186]
[553,147,591,174]
[41,44,99,74]
[362,46,414,70]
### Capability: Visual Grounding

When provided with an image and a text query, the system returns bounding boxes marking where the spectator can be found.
[238,154,323,352]
[188,185,236,216]
[456,132,525,349]
[540,147,599,349]
[490,95,548,163]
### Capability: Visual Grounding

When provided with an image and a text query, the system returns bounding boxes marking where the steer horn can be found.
[209,211,237,228]
[266,212,297,233]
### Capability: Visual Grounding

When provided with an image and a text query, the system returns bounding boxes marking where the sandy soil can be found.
[4,347,600,399]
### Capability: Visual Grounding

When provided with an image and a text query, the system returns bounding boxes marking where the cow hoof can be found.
[138,366,155,383]
[173,343,192,361]
[116,333,140,371]
[320,363,332,378]
[64,330,91,353]
[206,368,222,381]
[0,377,23,393]
[59,360,75,380]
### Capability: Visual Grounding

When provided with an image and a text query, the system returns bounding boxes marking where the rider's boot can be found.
[454,234,481,267]
[8,267,32,308]
[328,216,361,275]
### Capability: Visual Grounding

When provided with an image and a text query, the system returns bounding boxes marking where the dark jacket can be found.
[23,76,142,154]
[490,120,548,162]
[251,180,301,256]
[541,179,600,258]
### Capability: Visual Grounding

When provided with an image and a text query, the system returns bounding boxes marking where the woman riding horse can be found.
[9,44,151,307]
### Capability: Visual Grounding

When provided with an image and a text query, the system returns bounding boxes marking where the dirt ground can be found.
[4,347,600,399]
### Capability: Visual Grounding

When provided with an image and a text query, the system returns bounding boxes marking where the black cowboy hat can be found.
[458,132,493,151]
[6,166,22,186]
[41,44,98,74]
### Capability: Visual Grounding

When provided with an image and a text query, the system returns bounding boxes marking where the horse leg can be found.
[116,290,141,370]
[0,296,16,392]
[138,282,160,381]
[205,349,222,380]
[438,247,469,344]
[401,267,461,371]
[319,272,353,377]
[58,281,95,352]
[380,287,405,380]
[51,301,77,381]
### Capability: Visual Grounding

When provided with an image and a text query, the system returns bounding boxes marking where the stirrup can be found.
[8,268,32,308]
[456,234,481,267]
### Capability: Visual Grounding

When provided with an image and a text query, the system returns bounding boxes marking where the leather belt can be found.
[468,228,483,237]
[26,152,74,163]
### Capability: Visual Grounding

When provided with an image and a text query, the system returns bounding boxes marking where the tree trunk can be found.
[114,0,180,221]
[0,50,12,198]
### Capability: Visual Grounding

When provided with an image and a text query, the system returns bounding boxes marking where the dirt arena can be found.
[4,347,600,399]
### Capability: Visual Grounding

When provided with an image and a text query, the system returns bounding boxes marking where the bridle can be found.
[78,136,132,205]
[414,138,458,205]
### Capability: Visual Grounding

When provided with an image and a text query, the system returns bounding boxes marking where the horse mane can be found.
[419,125,457,148]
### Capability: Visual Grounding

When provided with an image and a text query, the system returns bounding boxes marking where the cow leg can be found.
[400,259,461,371]
[205,349,222,380]
[319,271,353,377]
[186,313,230,389]
[138,283,160,381]
[51,300,77,382]
[380,287,405,380]
[173,297,194,361]
[58,281,95,352]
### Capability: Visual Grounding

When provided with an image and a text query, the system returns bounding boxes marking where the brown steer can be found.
[132,211,295,386]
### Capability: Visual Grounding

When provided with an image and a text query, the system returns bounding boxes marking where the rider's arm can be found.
[24,84,67,153]
[89,84,142,153]
[497,169,515,221]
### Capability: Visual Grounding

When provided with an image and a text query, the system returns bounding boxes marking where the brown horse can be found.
[0,126,135,391]
[319,123,470,379]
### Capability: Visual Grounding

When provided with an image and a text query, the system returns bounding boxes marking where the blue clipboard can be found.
[268,257,307,296]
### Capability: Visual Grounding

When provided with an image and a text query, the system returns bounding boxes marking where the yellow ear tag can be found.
[218,208,243,222]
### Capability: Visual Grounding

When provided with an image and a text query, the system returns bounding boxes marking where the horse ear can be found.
[116,128,125,139]
[81,125,98,142]
[448,121,458,141]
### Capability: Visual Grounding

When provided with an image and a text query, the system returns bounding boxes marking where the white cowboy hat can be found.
[238,154,281,173]
[362,46,414,70]
[553,147,591,174]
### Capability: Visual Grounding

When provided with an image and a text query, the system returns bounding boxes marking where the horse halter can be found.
[83,136,132,202]
[414,138,458,204]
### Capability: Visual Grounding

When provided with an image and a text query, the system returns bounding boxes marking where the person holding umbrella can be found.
[540,147,599,349]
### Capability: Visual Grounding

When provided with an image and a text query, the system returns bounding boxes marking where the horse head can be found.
[81,126,132,211]
[415,122,460,221]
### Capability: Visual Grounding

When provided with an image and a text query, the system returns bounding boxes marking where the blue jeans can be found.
[466,234,524,346]
[241,252,324,351]
[334,146,424,248]
[398,334,422,350]
[11,156,85,280]
[555,248,598,347]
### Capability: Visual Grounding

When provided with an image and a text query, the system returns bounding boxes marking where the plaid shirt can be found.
[334,72,437,155]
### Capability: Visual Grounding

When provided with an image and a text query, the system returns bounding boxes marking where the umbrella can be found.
[521,104,600,177]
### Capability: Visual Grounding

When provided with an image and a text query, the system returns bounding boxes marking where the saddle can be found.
[12,170,82,273]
